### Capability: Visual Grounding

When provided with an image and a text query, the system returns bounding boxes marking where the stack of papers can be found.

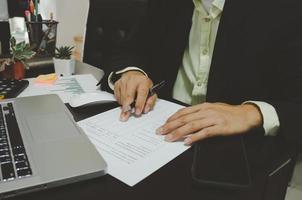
[78,99,190,186]
[19,74,100,103]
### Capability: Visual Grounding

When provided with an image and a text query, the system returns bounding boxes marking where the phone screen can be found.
[192,136,251,189]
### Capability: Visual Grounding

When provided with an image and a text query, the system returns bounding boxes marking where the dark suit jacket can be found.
[102,0,302,147]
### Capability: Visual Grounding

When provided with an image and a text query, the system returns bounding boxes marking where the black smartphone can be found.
[192,135,251,190]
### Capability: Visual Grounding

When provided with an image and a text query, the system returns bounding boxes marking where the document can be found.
[19,74,100,103]
[78,99,190,186]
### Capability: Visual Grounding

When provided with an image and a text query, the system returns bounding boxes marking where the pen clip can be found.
[96,80,102,86]
[149,80,166,96]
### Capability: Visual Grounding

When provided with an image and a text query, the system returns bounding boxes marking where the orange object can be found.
[34,73,58,85]
[29,0,35,14]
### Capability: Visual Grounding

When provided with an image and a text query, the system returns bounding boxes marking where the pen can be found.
[29,0,35,14]
[35,0,39,22]
[128,80,166,110]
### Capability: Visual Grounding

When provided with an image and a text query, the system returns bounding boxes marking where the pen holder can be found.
[26,20,58,57]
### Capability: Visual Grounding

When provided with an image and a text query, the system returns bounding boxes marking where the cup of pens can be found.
[26,20,58,57]
[24,0,59,57]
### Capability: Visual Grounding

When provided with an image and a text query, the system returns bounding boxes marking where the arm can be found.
[158,13,302,146]
[101,0,165,92]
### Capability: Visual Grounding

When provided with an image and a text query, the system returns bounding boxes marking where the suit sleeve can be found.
[101,0,163,92]
[268,19,302,147]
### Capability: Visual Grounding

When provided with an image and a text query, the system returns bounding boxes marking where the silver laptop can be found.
[0,94,107,198]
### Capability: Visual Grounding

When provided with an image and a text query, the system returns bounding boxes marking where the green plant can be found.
[10,37,36,68]
[55,46,74,59]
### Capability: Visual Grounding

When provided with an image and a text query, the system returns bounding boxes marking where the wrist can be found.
[108,67,148,90]
[122,70,146,78]
[242,104,263,129]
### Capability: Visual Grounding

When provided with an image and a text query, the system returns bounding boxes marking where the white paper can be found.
[9,17,30,44]
[0,0,9,20]
[78,99,190,186]
[69,91,116,107]
[19,74,100,103]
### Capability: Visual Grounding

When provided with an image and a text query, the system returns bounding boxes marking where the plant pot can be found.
[53,58,75,77]
[12,61,26,80]
[0,61,25,80]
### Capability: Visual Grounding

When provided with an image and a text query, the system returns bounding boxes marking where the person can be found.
[101,0,302,147]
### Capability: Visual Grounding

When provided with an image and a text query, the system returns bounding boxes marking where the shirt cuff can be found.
[107,67,148,90]
[244,101,280,136]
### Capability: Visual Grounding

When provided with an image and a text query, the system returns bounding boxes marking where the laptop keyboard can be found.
[0,102,32,182]
[0,79,29,100]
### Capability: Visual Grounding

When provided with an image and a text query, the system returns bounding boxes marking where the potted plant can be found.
[53,46,75,76]
[9,37,36,80]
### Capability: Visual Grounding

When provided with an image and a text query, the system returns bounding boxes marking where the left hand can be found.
[156,102,263,145]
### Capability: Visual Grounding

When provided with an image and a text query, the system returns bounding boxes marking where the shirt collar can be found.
[193,0,225,19]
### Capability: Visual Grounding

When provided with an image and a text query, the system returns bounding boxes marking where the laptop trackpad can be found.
[26,113,80,143]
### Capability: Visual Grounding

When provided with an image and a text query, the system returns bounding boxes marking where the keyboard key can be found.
[0,138,6,142]
[14,154,26,162]
[0,150,9,157]
[1,162,16,180]
[15,161,28,169]
[0,79,29,99]
[0,135,7,139]
[0,155,12,163]
[17,168,32,177]
[5,112,24,149]
[0,144,9,151]
[13,147,26,155]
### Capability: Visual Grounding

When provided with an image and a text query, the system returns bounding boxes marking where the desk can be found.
[9,64,296,200]
[26,60,104,80]
[7,102,294,200]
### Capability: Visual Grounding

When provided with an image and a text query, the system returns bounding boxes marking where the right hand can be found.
[114,71,158,122]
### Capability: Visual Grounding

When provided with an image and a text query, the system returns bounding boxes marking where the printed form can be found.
[19,74,100,103]
[78,99,190,186]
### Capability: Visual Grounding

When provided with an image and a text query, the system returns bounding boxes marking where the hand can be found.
[156,103,263,145]
[114,71,157,121]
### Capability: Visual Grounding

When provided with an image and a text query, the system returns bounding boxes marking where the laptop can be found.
[0,94,107,198]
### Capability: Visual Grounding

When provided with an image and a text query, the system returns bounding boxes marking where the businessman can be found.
[102,0,302,146]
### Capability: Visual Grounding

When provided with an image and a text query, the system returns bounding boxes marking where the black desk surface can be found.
[8,103,293,200]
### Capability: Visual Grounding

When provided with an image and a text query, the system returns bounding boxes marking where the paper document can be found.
[78,99,190,186]
[19,74,100,103]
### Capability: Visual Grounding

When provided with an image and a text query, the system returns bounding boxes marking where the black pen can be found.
[128,80,166,111]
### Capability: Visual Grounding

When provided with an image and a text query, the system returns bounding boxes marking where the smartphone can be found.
[192,135,251,190]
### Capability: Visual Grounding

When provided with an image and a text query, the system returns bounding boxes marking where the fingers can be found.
[135,84,150,115]
[167,103,211,122]
[121,81,137,112]
[163,119,215,142]
[158,108,215,135]
[157,111,203,135]
[114,81,121,104]
[119,110,131,122]
[144,94,157,114]
[119,82,137,122]
[114,80,133,122]
[113,71,155,121]
[184,126,220,145]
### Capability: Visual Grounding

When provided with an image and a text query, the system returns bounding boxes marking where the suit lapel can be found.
[206,0,256,102]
